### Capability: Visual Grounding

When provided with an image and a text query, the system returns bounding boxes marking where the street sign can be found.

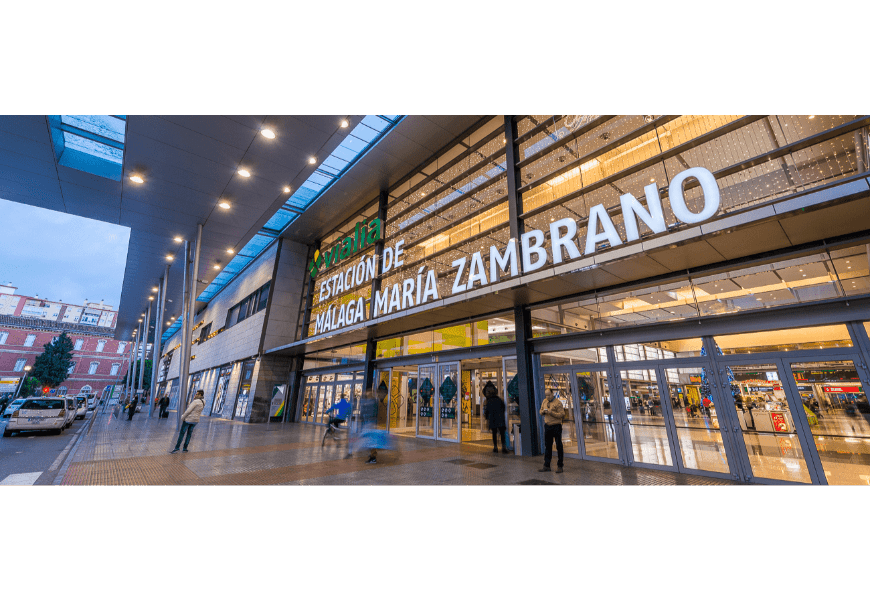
[0,377,20,393]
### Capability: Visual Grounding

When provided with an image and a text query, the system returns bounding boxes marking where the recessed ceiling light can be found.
[261,129,275,139]
[138,319,142,322]
[166,255,174,261]
[173,236,182,242]
[148,296,154,301]
[283,186,291,193]
[214,264,220,270]
[219,201,231,209]
[809,115,815,119]
[227,248,234,254]
[166,322,171,326]
[309,157,316,165]
[238,169,251,177]
[129,175,144,183]
[340,120,349,128]
[152,287,159,292]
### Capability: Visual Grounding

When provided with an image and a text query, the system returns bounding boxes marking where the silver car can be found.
[3,398,68,436]
[2,398,27,419]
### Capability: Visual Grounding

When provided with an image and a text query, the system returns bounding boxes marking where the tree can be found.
[30,331,74,389]
[19,376,40,398]
[125,359,152,391]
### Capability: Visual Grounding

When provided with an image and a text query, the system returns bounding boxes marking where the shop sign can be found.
[309,218,383,279]
[313,166,721,336]
[824,385,862,393]
[0,377,20,393]
[771,412,788,432]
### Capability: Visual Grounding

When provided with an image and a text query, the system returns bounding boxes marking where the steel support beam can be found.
[176,240,191,429]
[138,300,150,403]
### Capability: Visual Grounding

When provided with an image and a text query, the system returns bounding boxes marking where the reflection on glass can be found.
[374,370,390,431]
[716,324,853,354]
[316,385,333,424]
[620,370,672,466]
[388,368,415,437]
[664,368,729,473]
[417,365,436,437]
[575,371,619,459]
[731,363,812,482]
[789,360,870,485]
[503,358,521,445]
[301,385,316,422]
[437,364,459,441]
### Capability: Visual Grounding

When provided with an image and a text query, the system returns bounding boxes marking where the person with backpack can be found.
[158,395,170,419]
[170,390,205,454]
[127,395,139,421]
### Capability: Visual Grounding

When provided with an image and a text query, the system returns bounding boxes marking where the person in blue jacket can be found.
[325,394,352,433]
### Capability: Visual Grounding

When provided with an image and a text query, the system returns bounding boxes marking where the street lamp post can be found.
[14,365,32,399]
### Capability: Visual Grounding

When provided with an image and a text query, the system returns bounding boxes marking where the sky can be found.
[0,198,130,308]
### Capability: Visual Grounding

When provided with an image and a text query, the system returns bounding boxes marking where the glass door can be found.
[717,359,815,483]
[503,357,521,444]
[660,365,733,476]
[436,363,460,442]
[416,364,436,438]
[781,357,870,485]
[574,368,621,462]
[541,371,580,456]
[618,368,676,469]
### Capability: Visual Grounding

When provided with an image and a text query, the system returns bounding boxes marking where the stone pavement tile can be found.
[59,407,736,486]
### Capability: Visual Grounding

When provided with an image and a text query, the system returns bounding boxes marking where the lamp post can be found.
[14,365,32,399]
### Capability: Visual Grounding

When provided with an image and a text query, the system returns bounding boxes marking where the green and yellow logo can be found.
[308,218,382,279]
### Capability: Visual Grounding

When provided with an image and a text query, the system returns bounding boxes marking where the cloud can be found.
[0,198,130,307]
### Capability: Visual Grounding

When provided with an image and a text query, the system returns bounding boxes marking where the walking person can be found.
[127,395,139,421]
[170,390,205,454]
[158,395,170,419]
[539,389,566,473]
[483,385,509,454]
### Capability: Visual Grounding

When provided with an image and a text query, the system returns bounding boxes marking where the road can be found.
[0,409,96,485]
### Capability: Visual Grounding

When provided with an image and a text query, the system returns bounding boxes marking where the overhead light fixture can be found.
[141,313,145,317]
[283,186,291,193]
[129,175,144,184]
[138,319,143,322]
[238,168,251,177]
[148,296,154,301]
[173,236,183,242]
[152,287,159,292]
[809,115,815,119]
[309,157,316,164]
[227,248,234,254]
[261,129,275,139]
[166,255,174,261]
[166,321,171,326]
[340,119,349,128]
[219,201,231,209]
[214,264,221,270]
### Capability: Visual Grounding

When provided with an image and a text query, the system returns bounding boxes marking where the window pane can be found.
[716,324,853,354]
[257,282,270,312]
[575,370,620,459]
[620,370,673,466]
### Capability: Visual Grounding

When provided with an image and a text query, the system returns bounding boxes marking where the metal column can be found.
[176,240,191,428]
[131,326,140,401]
[177,224,202,427]
[149,266,168,415]
[139,300,151,404]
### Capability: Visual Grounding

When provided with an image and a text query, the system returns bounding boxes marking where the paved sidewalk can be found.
[57,408,735,485]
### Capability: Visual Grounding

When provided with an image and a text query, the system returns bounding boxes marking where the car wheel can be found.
[54,427,63,435]
[2,429,11,437]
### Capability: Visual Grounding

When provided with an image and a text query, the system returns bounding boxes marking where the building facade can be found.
[159,115,870,485]
[0,316,130,399]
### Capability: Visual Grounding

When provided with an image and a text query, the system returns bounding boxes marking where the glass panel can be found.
[620,370,673,466]
[437,364,459,441]
[574,370,619,459]
[417,365,436,437]
[715,324,853,354]
[541,372,579,455]
[540,347,606,367]
[316,385,333,424]
[730,363,812,482]
[503,358,521,438]
[663,367,730,473]
[374,370,390,431]
[301,385,317,422]
[788,360,870,485]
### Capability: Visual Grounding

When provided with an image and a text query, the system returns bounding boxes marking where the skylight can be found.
[48,115,127,181]
[161,116,404,344]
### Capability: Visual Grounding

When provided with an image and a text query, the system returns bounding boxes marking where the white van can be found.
[3,397,68,436]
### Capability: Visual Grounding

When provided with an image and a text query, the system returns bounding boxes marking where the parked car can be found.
[3,398,68,436]
[87,394,98,410]
[2,398,27,419]
[63,397,77,428]
[75,397,88,419]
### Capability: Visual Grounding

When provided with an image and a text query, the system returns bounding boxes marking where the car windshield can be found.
[77,400,86,407]
[21,399,65,410]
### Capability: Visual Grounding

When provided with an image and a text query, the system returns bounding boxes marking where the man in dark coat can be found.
[483,382,509,454]
[158,395,170,418]
[127,395,138,420]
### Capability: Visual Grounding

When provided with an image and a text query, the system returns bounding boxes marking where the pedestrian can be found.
[127,395,139,420]
[357,391,382,464]
[170,390,205,454]
[539,389,566,473]
[483,386,509,454]
[158,395,170,419]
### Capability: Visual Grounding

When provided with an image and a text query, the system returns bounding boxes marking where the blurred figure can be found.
[324,394,352,434]
[158,395,170,419]
[127,395,139,420]
[356,390,389,464]
[483,384,508,454]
